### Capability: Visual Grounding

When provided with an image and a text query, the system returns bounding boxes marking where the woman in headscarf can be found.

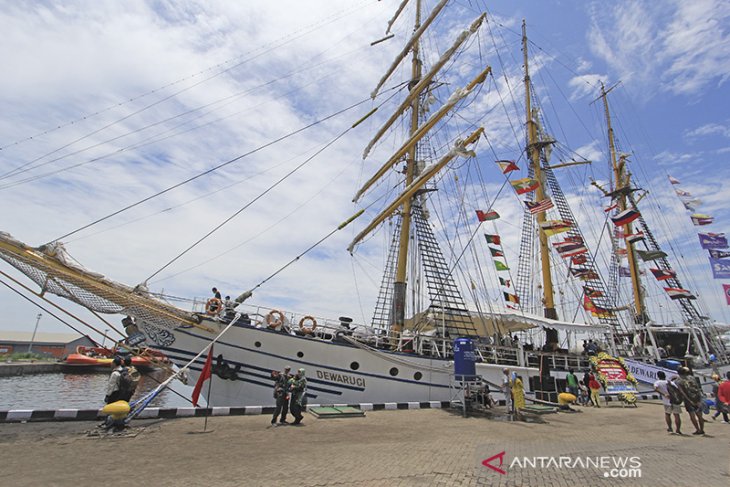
[289,368,308,425]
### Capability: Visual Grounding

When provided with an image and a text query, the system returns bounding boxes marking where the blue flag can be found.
[699,233,728,249]
[710,257,730,279]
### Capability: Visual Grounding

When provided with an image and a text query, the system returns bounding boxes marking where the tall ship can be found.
[0,2,725,407]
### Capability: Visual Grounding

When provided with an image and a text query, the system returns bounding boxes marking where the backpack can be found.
[678,377,703,405]
[666,382,683,405]
[117,367,138,401]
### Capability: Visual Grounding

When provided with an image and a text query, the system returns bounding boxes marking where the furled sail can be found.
[348,128,483,252]
[354,66,491,202]
[362,13,486,160]
[370,0,448,99]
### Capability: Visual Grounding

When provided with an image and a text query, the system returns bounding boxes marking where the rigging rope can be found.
[47,97,372,245]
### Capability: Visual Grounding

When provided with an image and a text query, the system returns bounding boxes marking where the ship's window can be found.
[297,351,304,358]
[389,367,399,376]
[414,372,422,380]
[350,361,360,370]
[254,341,261,348]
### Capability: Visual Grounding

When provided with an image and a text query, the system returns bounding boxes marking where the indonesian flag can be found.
[664,287,696,300]
[611,208,640,226]
[650,268,676,281]
[476,209,500,222]
[192,345,214,407]
[668,175,681,185]
[496,160,519,174]
[511,177,540,195]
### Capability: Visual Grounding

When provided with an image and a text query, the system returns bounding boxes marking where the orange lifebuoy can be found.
[299,315,317,335]
[266,309,285,329]
[206,298,223,315]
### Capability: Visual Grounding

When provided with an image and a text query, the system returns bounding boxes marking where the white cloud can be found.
[587,0,730,97]
[652,150,702,166]
[685,122,730,139]
[568,74,608,101]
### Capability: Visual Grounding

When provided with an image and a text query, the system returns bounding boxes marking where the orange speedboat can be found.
[63,346,170,372]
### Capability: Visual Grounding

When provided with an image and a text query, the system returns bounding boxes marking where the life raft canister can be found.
[266,309,285,329]
[299,315,317,335]
[206,298,223,315]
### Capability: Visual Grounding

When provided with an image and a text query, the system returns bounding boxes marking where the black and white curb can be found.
[0,401,452,423]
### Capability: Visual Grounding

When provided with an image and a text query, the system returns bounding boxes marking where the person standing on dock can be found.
[289,368,307,425]
[120,356,141,402]
[654,370,682,434]
[566,369,579,398]
[501,368,513,414]
[104,356,124,404]
[271,366,291,425]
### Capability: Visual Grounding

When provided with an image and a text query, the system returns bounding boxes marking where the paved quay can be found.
[2,401,728,487]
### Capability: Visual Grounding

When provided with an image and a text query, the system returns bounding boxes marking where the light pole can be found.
[101,329,110,348]
[28,313,42,353]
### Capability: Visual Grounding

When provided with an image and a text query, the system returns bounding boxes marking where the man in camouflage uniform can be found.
[271,366,291,425]
[289,368,308,425]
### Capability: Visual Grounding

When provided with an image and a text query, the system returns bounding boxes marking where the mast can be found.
[392,0,423,336]
[600,83,646,325]
[522,20,557,320]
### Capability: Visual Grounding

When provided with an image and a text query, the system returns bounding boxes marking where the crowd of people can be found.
[653,367,730,436]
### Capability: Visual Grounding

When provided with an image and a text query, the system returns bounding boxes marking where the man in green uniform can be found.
[289,368,308,425]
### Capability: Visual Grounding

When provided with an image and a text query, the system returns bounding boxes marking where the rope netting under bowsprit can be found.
[0,237,193,330]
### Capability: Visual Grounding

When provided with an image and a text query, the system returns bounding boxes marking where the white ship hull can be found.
[140,320,536,407]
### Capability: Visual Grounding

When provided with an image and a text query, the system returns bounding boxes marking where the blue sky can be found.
[0,0,729,341]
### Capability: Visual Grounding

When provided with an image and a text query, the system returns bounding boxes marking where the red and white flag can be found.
[192,345,214,407]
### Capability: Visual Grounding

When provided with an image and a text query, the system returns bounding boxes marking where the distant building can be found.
[0,331,95,358]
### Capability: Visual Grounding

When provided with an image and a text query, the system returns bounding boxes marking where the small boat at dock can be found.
[62,346,170,372]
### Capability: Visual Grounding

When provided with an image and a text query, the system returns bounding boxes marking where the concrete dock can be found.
[0,361,62,377]
[1,401,728,486]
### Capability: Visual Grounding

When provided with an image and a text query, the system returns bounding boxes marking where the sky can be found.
[1,0,729,343]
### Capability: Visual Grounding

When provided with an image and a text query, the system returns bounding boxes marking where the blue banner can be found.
[710,249,730,259]
[699,233,728,249]
[710,257,730,279]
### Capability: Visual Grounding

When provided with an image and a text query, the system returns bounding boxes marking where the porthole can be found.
[350,361,360,370]
[297,351,304,358]
[389,367,399,376]
[414,372,423,380]
[254,341,261,348]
